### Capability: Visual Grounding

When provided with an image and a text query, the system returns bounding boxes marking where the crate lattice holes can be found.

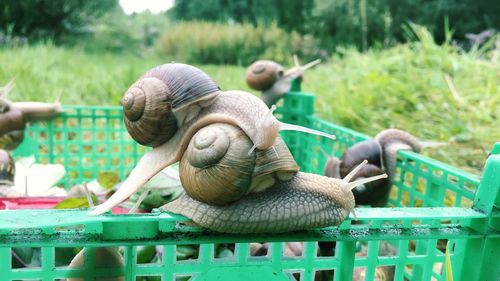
[3,91,500,281]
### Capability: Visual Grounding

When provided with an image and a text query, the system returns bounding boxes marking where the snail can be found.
[89,63,336,216]
[322,129,423,207]
[0,149,20,197]
[0,79,62,150]
[161,123,387,233]
[66,247,124,281]
[246,56,321,107]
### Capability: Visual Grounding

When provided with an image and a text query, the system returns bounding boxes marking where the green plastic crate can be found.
[2,90,499,281]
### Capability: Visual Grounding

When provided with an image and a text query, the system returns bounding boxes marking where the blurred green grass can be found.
[1,34,498,175]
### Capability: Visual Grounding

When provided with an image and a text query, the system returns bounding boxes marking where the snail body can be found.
[90,63,335,216]
[179,123,298,205]
[162,121,386,233]
[323,129,421,207]
[163,171,359,233]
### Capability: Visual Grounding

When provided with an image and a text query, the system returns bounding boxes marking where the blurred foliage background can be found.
[0,0,499,174]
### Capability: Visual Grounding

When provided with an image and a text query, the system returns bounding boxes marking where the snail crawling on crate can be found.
[88,63,387,234]
[246,56,321,107]
[0,79,62,150]
[322,129,427,207]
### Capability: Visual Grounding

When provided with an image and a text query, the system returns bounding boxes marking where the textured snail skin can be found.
[13,101,62,121]
[162,172,355,234]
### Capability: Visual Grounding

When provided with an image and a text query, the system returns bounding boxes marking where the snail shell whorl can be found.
[246,60,284,91]
[122,64,219,147]
[0,149,15,185]
[179,123,299,206]
[180,123,256,205]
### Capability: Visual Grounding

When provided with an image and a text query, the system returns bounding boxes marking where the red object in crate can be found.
[0,197,135,213]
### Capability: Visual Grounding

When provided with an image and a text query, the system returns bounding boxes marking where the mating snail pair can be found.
[246,56,321,107]
[89,63,387,234]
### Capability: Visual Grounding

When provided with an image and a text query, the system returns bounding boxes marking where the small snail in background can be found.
[246,55,321,107]
[89,63,387,234]
[322,129,424,207]
[89,63,336,216]
[66,247,124,281]
[0,79,62,150]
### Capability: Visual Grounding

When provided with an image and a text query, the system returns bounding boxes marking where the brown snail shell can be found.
[179,123,298,206]
[122,63,220,147]
[245,60,284,91]
[0,101,25,135]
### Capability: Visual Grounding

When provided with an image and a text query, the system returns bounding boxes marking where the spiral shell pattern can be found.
[246,60,284,91]
[122,63,220,147]
[180,123,256,205]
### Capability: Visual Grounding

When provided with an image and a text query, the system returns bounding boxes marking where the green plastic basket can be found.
[2,89,499,281]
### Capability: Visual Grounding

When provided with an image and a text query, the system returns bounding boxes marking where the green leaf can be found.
[136,245,157,264]
[445,241,453,281]
[12,247,41,268]
[176,245,198,260]
[97,171,120,190]
[54,196,98,209]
